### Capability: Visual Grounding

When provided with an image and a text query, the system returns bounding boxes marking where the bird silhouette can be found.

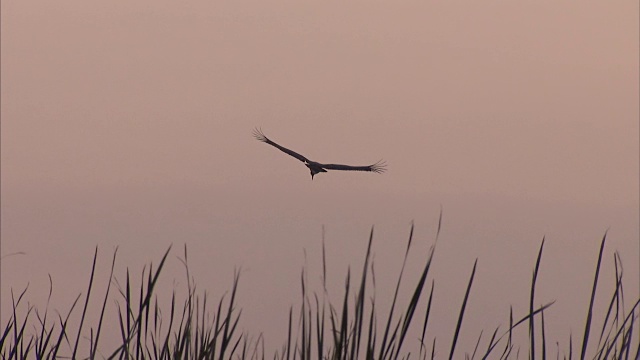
[253,128,386,180]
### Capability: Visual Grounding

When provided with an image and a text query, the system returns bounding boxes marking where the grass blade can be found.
[448,259,478,360]
[530,237,545,360]
[580,232,607,360]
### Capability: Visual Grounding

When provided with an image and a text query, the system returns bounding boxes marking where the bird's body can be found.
[253,128,386,179]
[304,160,328,178]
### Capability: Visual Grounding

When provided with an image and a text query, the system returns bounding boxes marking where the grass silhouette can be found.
[1,222,638,359]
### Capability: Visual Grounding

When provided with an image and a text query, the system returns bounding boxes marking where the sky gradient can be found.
[2,0,638,355]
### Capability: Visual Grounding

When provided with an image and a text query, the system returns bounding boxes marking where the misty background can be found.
[2,0,638,355]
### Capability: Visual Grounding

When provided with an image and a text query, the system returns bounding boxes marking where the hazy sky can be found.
[2,0,638,356]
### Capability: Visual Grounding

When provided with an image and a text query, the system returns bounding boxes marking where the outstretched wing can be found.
[320,160,386,174]
[253,128,309,163]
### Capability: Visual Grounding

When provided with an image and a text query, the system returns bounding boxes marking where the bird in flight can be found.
[253,128,386,180]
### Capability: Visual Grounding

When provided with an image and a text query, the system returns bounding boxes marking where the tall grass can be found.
[1,225,638,359]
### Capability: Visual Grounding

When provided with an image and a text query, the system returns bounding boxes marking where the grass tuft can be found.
[1,225,638,359]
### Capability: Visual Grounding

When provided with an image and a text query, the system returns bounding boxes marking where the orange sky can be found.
[2,0,638,356]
